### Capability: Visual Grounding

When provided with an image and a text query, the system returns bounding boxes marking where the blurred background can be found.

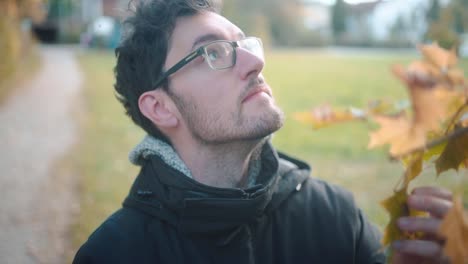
[1,0,467,263]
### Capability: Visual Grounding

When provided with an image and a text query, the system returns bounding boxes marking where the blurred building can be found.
[33,0,131,46]
[80,0,131,48]
[301,0,453,47]
[302,1,332,36]
[345,0,382,45]
[81,0,130,23]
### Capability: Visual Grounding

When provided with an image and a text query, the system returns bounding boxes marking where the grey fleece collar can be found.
[129,135,261,187]
[129,135,193,177]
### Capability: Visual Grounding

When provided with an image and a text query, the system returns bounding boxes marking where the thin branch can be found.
[444,102,468,134]
[391,126,468,160]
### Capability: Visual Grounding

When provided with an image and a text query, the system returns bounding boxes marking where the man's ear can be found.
[138,90,179,129]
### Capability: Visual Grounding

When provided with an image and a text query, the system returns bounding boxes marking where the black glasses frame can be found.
[153,37,262,89]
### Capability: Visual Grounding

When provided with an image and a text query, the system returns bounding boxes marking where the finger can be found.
[397,217,443,237]
[392,251,450,264]
[392,239,442,258]
[391,251,421,264]
[408,194,453,218]
[411,186,452,201]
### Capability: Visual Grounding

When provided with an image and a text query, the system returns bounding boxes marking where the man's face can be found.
[165,11,284,145]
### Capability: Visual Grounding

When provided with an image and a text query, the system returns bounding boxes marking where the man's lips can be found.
[242,86,271,103]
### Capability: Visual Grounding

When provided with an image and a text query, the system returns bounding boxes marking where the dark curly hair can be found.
[114,0,216,144]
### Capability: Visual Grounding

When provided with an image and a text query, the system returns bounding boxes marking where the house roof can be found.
[347,0,382,15]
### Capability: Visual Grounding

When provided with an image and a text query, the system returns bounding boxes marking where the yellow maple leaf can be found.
[380,185,427,247]
[381,187,410,247]
[381,155,426,247]
[438,196,468,264]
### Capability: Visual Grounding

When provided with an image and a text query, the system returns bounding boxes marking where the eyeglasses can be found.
[153,37,263,88]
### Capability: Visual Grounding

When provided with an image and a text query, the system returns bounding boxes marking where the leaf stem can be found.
[391,126,468,160]
[444,102,468,135]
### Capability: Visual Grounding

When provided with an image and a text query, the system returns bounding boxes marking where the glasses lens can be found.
[240,38,263,60]
[204,42,234,69]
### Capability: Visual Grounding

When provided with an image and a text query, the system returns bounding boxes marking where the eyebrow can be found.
[191,32,246,50]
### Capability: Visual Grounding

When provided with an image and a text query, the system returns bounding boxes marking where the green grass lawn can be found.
[72,49,468,253]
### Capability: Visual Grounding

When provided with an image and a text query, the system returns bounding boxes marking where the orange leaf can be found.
[369,54,462,156]
[294,104,364,129]
[435,128,468,175]
[438,196,468,264]
[368,113,426,156]
[447,68,466,86]
[419,43,457,70]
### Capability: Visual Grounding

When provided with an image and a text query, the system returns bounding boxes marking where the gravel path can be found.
[0,46,82,264]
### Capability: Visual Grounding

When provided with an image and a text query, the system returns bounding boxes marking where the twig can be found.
[444,102,468,135]
[391,126,468,160]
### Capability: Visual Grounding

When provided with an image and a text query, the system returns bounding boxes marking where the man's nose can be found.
[234,48,265,80]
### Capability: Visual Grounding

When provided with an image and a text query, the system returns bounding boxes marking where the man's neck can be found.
[174,138,265,188]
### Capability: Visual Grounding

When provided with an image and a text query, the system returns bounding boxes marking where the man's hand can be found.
[392,186,453,264]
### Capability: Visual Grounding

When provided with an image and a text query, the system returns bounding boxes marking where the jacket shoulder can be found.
[73,208,153,263]
[299,177,385,263]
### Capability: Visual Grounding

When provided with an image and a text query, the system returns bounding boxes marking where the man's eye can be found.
[207,50,219,61]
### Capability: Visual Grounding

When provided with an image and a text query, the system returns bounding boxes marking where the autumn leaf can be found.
[435,127,468,175]
[381,187,410,247]
[298,42,468,264]
[381,153,427,263]
[381,184,429,262]
[294,104,365,129]
[418,43,466,87]
[438,196,468,264]
[393,67,459,131]
[367,99,406,115]
[419,43,457,70]
[423,141,447,161]
[368,48,463,157]
[447,68,466,86]
[368,113,426,157]
[402,152,423,185]
[381,186,426,243]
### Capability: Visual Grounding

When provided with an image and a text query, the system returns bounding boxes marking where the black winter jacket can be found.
[74,143,385,264]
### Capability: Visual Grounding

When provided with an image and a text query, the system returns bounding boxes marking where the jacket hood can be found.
[123,141,310,238]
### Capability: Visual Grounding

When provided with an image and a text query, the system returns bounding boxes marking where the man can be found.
[74,0,453,263]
